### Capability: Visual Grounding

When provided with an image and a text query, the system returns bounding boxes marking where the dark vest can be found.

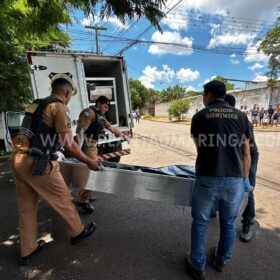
[19,98,63,152]
[84,107,106,140]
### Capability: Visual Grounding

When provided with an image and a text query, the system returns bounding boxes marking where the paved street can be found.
[0,120,280,279]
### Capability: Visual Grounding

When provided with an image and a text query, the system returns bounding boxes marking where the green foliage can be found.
[258,10,280,79]
[0,0,166,111]
[211,76,234,91]
[142,113,153,120]
[168,99,190,121]
[187,90,202,97]
[128,78,161,109]
[0,149,11,156]
[160,85,187,102]
[0,0,71,111]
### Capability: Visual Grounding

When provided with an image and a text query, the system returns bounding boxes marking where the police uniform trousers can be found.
[10,154,84,257]
[78,144,98,203]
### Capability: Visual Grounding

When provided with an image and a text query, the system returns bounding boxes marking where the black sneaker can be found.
[240,220,255,242]
[185,253,206,280]
[77,202,95,214]
[71,222,97,245]
[211,247,226,272]
[20,239,46,266]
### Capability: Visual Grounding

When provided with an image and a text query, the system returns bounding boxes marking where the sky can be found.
[65,0,279,92]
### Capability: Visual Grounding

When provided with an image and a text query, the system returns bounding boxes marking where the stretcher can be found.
[59,159,248,212]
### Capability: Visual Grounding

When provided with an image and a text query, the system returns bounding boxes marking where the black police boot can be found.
[77,202,95,214]
[20,239,46,266]
[71,222,97,245]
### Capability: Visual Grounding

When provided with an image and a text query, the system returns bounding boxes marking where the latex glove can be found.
[56,151,66,161]
[243,178,254,192]
[121,135,130,144]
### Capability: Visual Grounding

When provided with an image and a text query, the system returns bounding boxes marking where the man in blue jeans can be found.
[186,81,251,280]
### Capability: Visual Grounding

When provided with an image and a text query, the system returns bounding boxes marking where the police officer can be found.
[75,95,126,213]
[10,74,100,266]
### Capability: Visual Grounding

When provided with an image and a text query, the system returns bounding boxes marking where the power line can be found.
[97,34,265,56]
[85,25,107,54]
[115,0,185,55]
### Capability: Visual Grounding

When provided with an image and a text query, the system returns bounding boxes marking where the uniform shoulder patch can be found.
[25,103,39,113]
[66,111,72,128]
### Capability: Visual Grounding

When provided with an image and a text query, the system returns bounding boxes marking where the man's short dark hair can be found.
[224,94,236,107]
[96,95,110,106]
[203,80,226,99]
[51,78,73,90]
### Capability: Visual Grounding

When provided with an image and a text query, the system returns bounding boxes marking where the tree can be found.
[258,10,280,79]
[129,78,161,109]
[129,78,150,109]
[0,0,166,111]
[0,0,71,111]
[186,90,202,97]
[168,99,190,121]
[212,76,234,91]
[160,85,186,102]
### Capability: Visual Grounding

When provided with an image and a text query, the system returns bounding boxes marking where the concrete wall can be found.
[155,86,280,119]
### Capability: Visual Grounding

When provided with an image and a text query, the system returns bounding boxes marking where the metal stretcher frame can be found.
[59,160,248,212]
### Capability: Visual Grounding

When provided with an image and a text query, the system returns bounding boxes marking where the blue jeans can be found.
[242,152,259,222]
[190,176,244,271]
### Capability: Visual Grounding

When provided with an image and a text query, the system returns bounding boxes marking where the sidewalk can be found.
[146,117,280,132]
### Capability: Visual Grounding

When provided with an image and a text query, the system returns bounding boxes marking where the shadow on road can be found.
[0,162,279,280]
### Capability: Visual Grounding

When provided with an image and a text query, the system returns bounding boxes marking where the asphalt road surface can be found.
[0,120,279,280]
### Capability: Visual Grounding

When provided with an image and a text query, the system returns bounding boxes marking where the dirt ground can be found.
[122,120,280,235]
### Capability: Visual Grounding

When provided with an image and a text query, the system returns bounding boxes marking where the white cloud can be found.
[163,0,278,55]
[81,14,96,26]
[204,76,216,84]
[161,12,188,30]
[166,0,228,17]
[139,65,200,88]
[139,75,155,89]
[166,0,278,21]
[148,31,193,56]
[248,63,265,71]
[176,68,200,83]
[229,53,239,64]
[107,17,129,29]
[139,65,175,89]
[244,41,269,63]
[253,73,268,82]
[81,15,128,29]
[208,32,255,48]
[185,85,197,92]
[230,59,240,65]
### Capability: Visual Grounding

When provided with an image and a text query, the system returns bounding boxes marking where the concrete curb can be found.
[146,119,190,125]
[147,119,280,131]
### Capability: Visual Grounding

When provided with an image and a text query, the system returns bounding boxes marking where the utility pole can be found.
[85,25,107,55]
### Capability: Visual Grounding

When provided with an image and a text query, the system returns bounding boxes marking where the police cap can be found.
[49,73,77,95]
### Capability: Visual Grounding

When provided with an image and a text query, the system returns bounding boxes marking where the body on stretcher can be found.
[59,160,248,214]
